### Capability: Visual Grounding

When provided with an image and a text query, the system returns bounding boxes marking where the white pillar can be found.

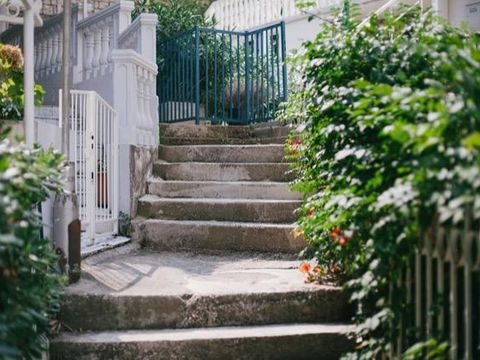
[433,0,449,20]
[23,2,35,147]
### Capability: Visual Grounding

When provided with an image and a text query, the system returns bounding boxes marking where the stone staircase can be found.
[50,123,353,360]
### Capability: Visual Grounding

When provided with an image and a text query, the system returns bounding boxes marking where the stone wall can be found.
[41,0,115,17]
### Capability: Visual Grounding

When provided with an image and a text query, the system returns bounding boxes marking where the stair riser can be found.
[60,291,351,332]
[137,200,300,223]
[158,145,285,163]
[153,163,294,182]
[51,332,351,360]
[147,181,301,200]
[134,221,302,253]
[161,137,287,145]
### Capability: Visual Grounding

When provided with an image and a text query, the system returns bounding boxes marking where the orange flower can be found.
[292,227,304,239]
[306,208,315,218]
[299,262,311,273]
[330,227,342,239]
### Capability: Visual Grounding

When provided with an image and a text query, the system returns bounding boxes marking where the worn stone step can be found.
[137,196,300,223]
[59,251,351,332]
[158,144,285,163]
[159,122,289,140]
[161,136,287,145]
[133,219,301,253]
[147,180,301,200]
[153,162,293,182]
[50,324,352,360]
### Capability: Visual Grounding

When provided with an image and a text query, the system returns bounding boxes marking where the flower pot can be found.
[97,172,108,207]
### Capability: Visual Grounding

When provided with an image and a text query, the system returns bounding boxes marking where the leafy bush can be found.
[0,131,66,359]
[280,2,480,358]
[133,0,214,42]
[0,44,44,121]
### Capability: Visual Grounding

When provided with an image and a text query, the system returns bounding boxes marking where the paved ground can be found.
[70,248,336,297]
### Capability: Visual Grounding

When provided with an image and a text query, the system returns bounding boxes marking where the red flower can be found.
[299,262,311,273]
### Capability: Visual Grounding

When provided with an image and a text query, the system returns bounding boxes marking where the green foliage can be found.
[402,339,448,360]
[133,0,214,42]
[0,44,44,121]
[0,130,66,359]
[279,2,480,358]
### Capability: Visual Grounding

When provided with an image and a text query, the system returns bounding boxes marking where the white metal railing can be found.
[390,220,480,359]
[63,90,118,244]
[206,0,342,30]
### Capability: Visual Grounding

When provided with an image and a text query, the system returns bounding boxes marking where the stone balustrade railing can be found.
[206,0,342,30]
[111,49,158,147]
[74,1,134,82]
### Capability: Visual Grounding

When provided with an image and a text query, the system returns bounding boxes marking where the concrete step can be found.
[50,324,352,360]
[159,122,289,140]
[137,196,300,223]
[153,162,293,182]
[158,144,285,163]
[147,180,301,200]
[59,251,351,332]
[133,219,302,253]
[161,136,287,145]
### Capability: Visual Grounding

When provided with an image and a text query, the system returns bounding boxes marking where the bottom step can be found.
[50,324,352,360]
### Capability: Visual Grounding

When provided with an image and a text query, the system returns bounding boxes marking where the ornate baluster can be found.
[92,26,102,76]
[84,30,95,79]
[51,31,59,74]
[100,22,110,72]
[56,31,63,72]
[46,31,53,75]
[39,37,48,78]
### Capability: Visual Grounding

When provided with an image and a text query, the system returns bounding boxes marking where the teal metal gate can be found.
[158,22,288,125]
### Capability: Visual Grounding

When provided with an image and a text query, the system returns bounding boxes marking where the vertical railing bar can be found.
[237,34,241,123]
[244,31,250,124]
[256,31,260,122]
[464,218,473,360]
[260,30,265,121]
[275,24,281,112]
[415,248,422,335]
[280,21,288,101]
[195,26,201,125]
[205,32,209,120]
[221,33,226,122]
[426,232,433,338]
[450,229,459,360]
[229,33,233,121]
[214,32,218,122]
[270,27,276,118]
[265,27,270,121]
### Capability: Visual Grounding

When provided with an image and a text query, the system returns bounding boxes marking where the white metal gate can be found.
[61,90,119,244]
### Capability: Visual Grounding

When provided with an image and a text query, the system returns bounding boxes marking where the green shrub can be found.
[0,44,44,121]
[0,131,66,359]
[133,0,214,42]
[279,2,480,358]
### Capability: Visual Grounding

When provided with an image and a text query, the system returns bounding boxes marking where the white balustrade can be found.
[206,0,343,30]
[111,49,158,147]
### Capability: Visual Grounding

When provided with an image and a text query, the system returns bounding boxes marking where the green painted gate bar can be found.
[157,22,288,125]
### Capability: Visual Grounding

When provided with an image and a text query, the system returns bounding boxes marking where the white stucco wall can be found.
[434,0,480,31]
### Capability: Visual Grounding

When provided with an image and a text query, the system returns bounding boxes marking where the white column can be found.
[433,0,449,20]
[23,1,35,147]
